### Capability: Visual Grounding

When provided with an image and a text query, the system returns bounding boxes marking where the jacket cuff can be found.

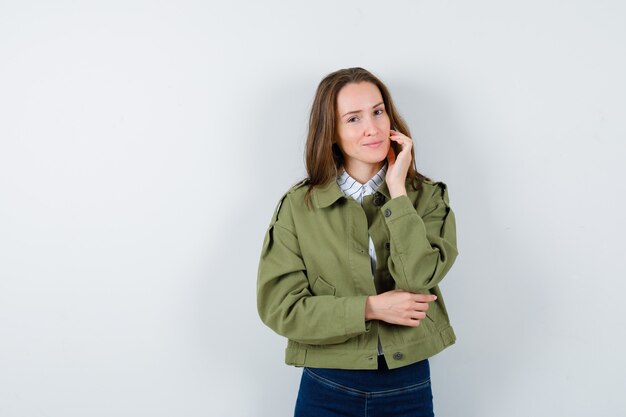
[380,195,419,223]
[344,296,368,336]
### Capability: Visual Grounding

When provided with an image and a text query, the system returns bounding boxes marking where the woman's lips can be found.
[363,140,383,148]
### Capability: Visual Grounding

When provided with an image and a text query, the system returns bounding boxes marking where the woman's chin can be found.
[363,156,389,169]
[370,147,390,164]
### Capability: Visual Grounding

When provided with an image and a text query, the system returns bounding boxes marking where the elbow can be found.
[257,297,303,340]
[422,245,459,290]
[391,245,459,292]
[257,296,357,345]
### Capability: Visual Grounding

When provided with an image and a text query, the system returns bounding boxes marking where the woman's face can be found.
[335,82,391,174]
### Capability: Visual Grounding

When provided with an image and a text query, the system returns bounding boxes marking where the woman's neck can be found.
[343,161,384,184]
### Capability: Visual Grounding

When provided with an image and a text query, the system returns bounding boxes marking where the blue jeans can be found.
[294,356,434,417]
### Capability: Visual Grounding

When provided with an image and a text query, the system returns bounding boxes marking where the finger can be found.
[404,318,421,327]
[414,302,430,312]
[389,131,412,141]
[413,294,437,302]
[389,133,408,140]
[398,304,426,319]
[389,136,413,150]
[388,137,410,152]
[408,310,427,320]
[396,316,421,327]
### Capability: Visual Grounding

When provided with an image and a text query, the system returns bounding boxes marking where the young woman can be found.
[257,67,458,417]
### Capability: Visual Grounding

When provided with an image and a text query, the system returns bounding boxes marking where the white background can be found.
[1,1,625,416]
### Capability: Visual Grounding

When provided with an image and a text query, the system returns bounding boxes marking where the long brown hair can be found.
[304,67,429,204]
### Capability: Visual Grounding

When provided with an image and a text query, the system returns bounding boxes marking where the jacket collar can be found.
[377,182,391,200]
[313,181,344,208]
[313,179,391,209]
[337,164,388,198]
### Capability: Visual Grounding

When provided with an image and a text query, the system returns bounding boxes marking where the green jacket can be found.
[257,178,458,370]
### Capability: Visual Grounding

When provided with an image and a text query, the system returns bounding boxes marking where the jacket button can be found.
[385,242,390,250]
[393,352,403,360]
[373,193,384,206]
[384,209,392,217]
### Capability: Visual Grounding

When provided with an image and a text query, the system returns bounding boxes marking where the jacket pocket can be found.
[425,299,443,327]
[312,276,336,296]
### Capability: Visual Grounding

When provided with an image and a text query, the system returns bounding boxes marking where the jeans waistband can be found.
[304,356,430,393]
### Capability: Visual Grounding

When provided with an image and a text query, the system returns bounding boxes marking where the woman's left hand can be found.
[385,129,413,198]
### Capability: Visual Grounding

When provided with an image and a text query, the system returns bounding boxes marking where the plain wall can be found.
[1,1,625,416]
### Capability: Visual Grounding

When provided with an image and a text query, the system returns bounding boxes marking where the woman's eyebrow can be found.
[341,101,384,118]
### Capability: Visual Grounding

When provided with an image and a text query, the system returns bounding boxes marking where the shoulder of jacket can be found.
[269,179,310,224]
[422,178,444,187]
[286,178,310,194]
[420,179,450,205]
[281,178,310,204]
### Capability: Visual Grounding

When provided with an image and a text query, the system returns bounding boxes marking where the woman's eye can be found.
[348,116,358,123]
[374,109,384,116]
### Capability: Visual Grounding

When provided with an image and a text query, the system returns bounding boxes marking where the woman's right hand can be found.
[365,290,436,327]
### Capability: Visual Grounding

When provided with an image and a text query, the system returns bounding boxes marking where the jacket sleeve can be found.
[256,194,368,345]
[382,182,458,292]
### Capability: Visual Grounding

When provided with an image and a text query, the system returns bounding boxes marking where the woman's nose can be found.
[365,118,378,136]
